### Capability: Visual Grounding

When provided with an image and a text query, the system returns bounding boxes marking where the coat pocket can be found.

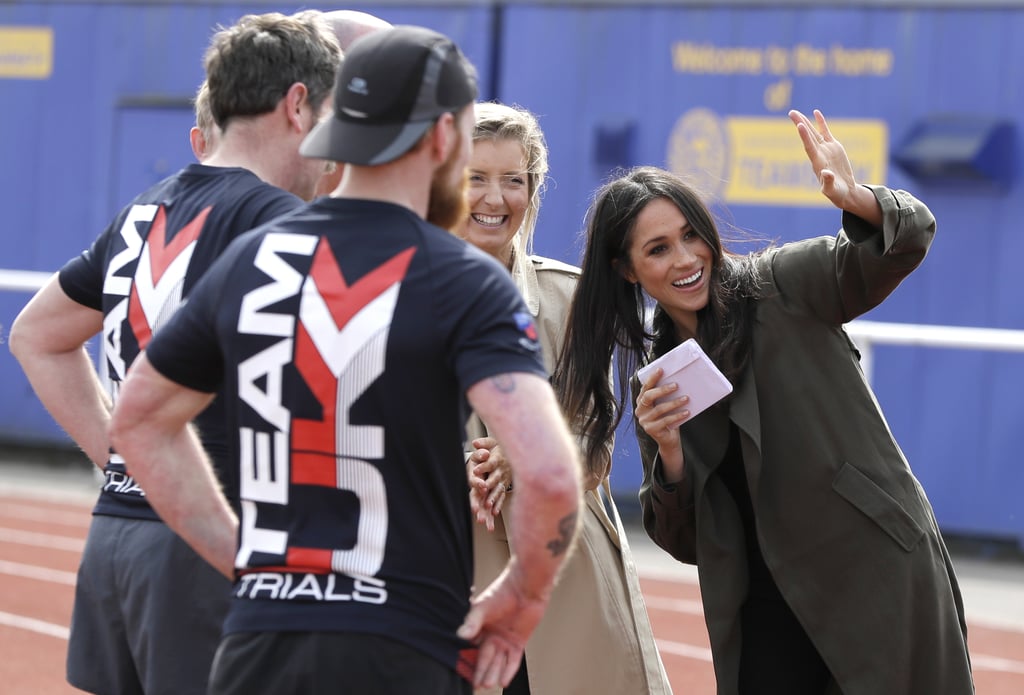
[832,462,925,552]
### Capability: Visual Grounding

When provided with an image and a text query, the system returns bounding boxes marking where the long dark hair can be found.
[553,166,763,464]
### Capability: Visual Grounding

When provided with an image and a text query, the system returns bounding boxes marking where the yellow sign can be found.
[0,27,54,79]
[667,108,887,207]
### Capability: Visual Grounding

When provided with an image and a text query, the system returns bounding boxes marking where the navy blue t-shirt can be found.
[58,164,302,520]
[144,197,547,679]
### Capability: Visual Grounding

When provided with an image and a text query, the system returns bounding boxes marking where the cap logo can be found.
[299,26,479,166]
[346,77,369,96]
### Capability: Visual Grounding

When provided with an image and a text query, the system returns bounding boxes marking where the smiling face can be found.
[621,197,713,336]
[460,138,530,266]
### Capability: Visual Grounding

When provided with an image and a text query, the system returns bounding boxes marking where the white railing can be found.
[0,270,53,294]
[5,269,1024,380]
[845,320,1024,381]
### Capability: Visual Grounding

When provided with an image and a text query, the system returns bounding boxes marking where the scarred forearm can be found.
[468,372,582,599]
[459,372,583,688]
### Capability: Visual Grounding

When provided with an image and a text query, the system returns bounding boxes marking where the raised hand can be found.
[790,108,883,226]
[789,109,858,210]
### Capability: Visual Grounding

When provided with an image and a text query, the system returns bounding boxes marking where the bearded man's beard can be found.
[427,136,469,231]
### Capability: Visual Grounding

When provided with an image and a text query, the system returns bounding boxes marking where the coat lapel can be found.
[729,367,763,498]
[586,483,621,548]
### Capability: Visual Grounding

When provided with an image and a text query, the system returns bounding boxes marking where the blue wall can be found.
[2,1,1022,545]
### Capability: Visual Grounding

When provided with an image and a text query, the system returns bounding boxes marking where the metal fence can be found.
[7,266,1024,381]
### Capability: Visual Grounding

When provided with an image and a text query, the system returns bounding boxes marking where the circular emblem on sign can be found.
[666,108,728,198]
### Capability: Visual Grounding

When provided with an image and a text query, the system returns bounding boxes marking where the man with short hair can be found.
[189,10,395,186]
[314,9,395,196]
[109,25,583,694]
[189,79,217,161]
[9,12,341,695]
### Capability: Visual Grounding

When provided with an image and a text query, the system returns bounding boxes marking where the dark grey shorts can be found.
[66,515,231,695]
[209,632,472,695]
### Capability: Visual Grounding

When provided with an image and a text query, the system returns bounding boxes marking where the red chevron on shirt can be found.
[128,205,211,347]
[291,241,416,488]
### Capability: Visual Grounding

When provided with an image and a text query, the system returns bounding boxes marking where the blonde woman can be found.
[461,101,672,695]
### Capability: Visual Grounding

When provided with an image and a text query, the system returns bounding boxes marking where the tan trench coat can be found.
[468,255,672,695]
[638,186,974,695]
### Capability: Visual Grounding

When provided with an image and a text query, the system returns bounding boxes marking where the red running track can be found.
[1,492,1022,694]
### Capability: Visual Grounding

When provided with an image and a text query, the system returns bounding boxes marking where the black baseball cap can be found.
[300,25,478,166]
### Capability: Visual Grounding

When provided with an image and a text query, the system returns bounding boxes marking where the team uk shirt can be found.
[144,197,547,679]
[58,164,303,520]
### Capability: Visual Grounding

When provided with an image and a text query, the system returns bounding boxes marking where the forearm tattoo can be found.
[545,511,578,557]
[490,373,516,393]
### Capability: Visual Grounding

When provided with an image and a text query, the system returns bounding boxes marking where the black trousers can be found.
[738,593,833,695]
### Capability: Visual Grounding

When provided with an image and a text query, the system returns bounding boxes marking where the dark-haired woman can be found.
[553,109,974,695]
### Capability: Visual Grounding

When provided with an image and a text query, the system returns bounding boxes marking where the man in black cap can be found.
[109,25,583,694]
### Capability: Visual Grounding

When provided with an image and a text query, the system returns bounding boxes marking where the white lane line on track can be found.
[637,567,700,584]
[0,485,97,507]
[971,654,1024,675]
[0,610,68,640]
[642,595,705,615]
[0,504,91,528]
[655,638,713,662]
[0,527,85,552]
[647,593,1024,674]
[655,635,1024,675]
[645,591,1024,635]
[0,560,1020,676]
[0,559,76,585]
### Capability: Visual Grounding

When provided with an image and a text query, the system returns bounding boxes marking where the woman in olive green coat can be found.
[554,109,973,694]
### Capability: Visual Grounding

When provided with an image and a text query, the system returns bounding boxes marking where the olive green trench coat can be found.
[638,186,974,695]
